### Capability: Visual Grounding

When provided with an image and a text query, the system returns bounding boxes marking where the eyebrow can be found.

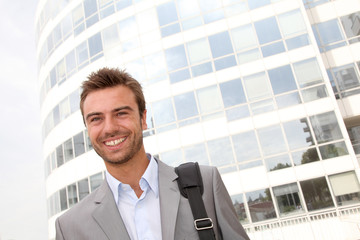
[85,106,134,122]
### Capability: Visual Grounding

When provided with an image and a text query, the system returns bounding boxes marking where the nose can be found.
[103,116,118,136]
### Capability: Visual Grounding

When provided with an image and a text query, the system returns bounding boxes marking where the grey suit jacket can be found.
[55,160,249,240]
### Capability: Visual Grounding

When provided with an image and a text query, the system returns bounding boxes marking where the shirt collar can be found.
[106,154,159,203]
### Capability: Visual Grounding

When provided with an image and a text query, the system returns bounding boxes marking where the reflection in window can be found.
[65,50,76,77]
[300,177,334,211]
[59,97,71,121]
[207,137,235,167]
[341,12,360,43]
[102,24,119,49]
[90,172,103,192]
[301,85,328,102]
[231,194,249,224]
[169,68,191,84]
[174,92,198,120]
[183,143,209,165]
[67,184,78,207]
[78,178,89,201]
[59,188,67,211]
[292,147,319,165]
[332,64,360,92]
[197,85,222,114]
[144,51,167,79]
[208,31,234,58]
[261,41,285,57]
[273,183,304,216]
[276,92,301,108]
[76,41,89,67]
[199,0,222,12]
[286,34,310,50]
[64,138,74,162]
[118,16,138,41]
[348,125,360,154]
[254,17,282,45]
[319,141,348,160]
[152,98,176,126]
[246,188,276,222]
[177,0,201,19]
[315,19,345,46]
[220,78,246,107]
[278,10,306,37]
[165,45,188,71]
[250,99,275,115]
[265,154,292,172]
[226,105,250,121]
[237,48,261,64]
[157,1,178,26]
[310,111,343,144]
[74,132,85,157]
[293,58,323,88]
[161,149,183,167]
[329,171,360,206]
[232,131,261,162]
[283,118,314,150]
[248,0,270,10]
[243,72,272,101]
[56,145,64,168]
[187,38,211,64]
[258,125,287,156]
[268,65,297,95]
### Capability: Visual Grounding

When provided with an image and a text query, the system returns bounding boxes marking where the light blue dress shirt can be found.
[106,154,162,240]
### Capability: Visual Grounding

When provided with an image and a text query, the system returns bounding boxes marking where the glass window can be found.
[283,118,314,150]
[198,0,221,12]
[258,125,287,156]
[62,13,73,39]
[181,16,203,30]
[231,194,249,224]
[276,92,301,108]
[118,16,138,41]
[232,131,261,162]
[56,144,64,167]
[67,183,78,207]
[78,178,89,201]
[177,0,201,19]
[152,98,176,126]
[191,62,213,77]
[64,138,74,162]
[76,41,89,66]
[332,64,360,91]
[72,4,84,27]
[203,9,224,24]
[165,45,188,71]
[65,50,76,76]
[83,0,98,17]
[250,98,275,115]
[69,89,80,113]
[268,65,297,94]
[161,23,181,37]
[196,85,222,114]
[116,0,132,10]
[59,187,68,211]
[261,41,285,57]
[161,149,183,167]
[226,105,250,121]
[310,111,343,144]
[329,171,360,206]
[319,141,348,160]
[301,85,328,102]
[137,8,159,33]
[286,34,310,50]
[157,1,178,26]
[183,143,209,165]
[243,72,272,101]
[187,38,211,64]
[84,130,93,151]
[102,24,119,49]
[248,0,270,9]
[207,137,235,167]
[300,177,334,211]
[174,92,198,120]
[51,151,56,171]
[74,132,86,157]
[278,10,306,37]
[220,78,246,108]
[254,17,282,45]
[53,105,60,126]
[56,59,66,84]
[50,67,57,87]
[88,33,103,58]
[59,97,70,121]
[237,48,261,64]
[169,68,191,84]
[316,19,344,45]
[53,24,62,46]
[273,183,304,216]
[90,172,103,192]
[208,31,234,58]
[293,58,323,88]
[265,154,292,171]
[348,125,360,155]
[292,147,319,165]
[214,55,237,71]
[341,12,360,42]
[246,188,276,222]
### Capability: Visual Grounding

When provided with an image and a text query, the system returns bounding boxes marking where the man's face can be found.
[83,85,147,165]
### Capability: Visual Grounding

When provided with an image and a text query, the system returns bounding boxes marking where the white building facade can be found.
[35,0,360,239]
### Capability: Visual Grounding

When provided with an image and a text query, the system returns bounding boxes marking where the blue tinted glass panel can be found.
[152,98,176,126]
[203,9,224,24]
[65,50,76,74]
[50,67,57,87]
[182,16,203,30]
[226,105,250,121]
[220,78,246,107]
[214,55,237,71]
[169,68,191,83]
[276,92,301,108]
[116,0,132,10]
[258,125,287,156]
[191,62,213,77]
[254,17,282,44]
[283,118,314,150]
[199,0,222,12]
[83,0,98,17]
[248,0,271,9]
[286,34,310,50]
[232,131,261,162]
[157,1,178,26]
[88,33,103,57]
[86,14,99,28]
[165,45,188,71]
[208,137,235,166]
[316,19,344,45]
[208,31,234,58]
[261,41,285,57]
[174,92,199,120]
[161,23,181,37]
[268,65,297,94]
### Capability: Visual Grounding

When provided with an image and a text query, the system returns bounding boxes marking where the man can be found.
[55,67,249,240]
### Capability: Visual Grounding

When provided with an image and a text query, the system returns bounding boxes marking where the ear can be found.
[141,109,148,130]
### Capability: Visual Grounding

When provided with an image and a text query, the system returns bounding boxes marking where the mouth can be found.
[104,137,127,147]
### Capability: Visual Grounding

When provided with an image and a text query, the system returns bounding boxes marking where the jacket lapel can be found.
[92,181,131,240]
[157,160,180,240]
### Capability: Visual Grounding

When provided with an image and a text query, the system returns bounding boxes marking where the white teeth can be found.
[105,137,126,146]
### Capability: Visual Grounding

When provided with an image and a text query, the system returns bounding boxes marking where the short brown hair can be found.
[80,67,146,120]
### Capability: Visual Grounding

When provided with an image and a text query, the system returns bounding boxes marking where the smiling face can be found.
[83,85,147,166]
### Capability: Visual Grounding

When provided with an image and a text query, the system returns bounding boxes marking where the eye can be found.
[90,117,101,122]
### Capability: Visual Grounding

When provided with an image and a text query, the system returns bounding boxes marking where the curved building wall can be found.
[35,0,360,239]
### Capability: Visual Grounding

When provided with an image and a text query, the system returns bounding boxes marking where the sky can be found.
[0,0,49,239]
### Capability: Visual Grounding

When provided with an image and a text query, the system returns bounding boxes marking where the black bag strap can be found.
[175,162,216,240]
